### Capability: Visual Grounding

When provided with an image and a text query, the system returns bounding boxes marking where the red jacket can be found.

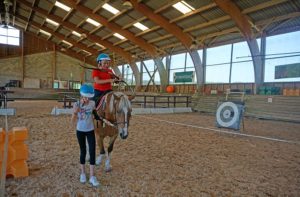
[92,68,113,91]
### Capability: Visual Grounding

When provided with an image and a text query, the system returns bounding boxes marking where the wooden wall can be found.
[135,82,300,95]
[0,32,53,59]
[191,94,300,123]
[0,31,94,88]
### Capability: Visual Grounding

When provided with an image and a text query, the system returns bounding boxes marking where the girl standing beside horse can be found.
[71,84,100,187]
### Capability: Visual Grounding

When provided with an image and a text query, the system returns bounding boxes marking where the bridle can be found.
[98,93,131,129]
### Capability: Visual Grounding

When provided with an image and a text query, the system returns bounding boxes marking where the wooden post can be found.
[21,31,25,87]
[173,96,176,107]
[143,96,146,108]
[81,58,86,83]
[52,44,56,88]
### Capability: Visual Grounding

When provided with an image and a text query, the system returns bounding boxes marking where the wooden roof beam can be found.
[170,3,217,23]
[116,0,287,42]
[13,0,17,25]
[214,0,253,39]
[63,0,158,56]
[24,0,36,31]
[18,0,133,63]
[122,0,288,48]
[126,0,193,48]
[63,9,74,21]
[20,28,95,65]
[16,14,96,55]
[214,0,264,88]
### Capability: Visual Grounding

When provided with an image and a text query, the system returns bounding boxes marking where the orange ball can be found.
[166,85,175,93]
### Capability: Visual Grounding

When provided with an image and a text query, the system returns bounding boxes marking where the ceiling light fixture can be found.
[133,22,149,31]
[95,43,104,48]
[102,3,120,15]
[46,18,59,26]
[39,29,51,37]
[172,1,195,14]
[62,40,72,47]
[113,33,125,40]
[3,0,12,27]
[71,31,81,37]
[86,18,101,27]
[54,1,71,12]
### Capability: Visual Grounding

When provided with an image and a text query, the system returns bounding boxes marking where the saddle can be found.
[93,90,112,122]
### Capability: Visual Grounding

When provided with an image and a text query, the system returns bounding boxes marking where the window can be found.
[206,44,231,83]
[231,41,255,83]
[265,31,300,82]
[170,53,185,70]
[206,64,230,83]
[0,26,20,46]
[123,64,135,85]
[142,60,155,85]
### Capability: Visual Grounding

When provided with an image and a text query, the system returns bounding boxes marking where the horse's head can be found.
[108,92,134,139]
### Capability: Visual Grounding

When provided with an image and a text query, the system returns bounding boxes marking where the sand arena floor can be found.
[0,100,300,196]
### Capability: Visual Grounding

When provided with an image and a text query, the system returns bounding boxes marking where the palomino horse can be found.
[94,91,134,171]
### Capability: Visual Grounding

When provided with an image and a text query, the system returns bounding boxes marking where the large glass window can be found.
[206,64,230,83]
[170,53,185,69]
[123,64,135,85]
[206,44,231,83]
[207,44,231,65]
[169,51,201,84]
[265,31,300,82]
[0,26,20,46]
[231,41,255,83]
[142,60,155,85]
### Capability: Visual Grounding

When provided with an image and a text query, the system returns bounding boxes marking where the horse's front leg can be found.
[105,134,118,172]
[95,128,106,166]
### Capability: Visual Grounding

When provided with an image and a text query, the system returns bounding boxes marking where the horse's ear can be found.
[127,94,135,101]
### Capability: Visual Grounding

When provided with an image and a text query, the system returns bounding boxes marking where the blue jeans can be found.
[93,89,112,106]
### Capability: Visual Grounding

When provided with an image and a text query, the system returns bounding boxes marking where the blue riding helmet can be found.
[80,84,95,98]
[96,53,111,63]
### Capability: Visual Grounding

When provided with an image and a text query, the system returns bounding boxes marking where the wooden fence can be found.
[191,93,300,122]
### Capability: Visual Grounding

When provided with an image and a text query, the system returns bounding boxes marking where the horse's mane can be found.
[107,92,131,113]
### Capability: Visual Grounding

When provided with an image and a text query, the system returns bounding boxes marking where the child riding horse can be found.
[92,53,134,171]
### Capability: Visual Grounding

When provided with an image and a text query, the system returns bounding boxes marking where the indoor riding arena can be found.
[0,0,300,196]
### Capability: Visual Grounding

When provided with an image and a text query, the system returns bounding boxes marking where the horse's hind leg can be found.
[95,136,105,166]
[105,134,118,172]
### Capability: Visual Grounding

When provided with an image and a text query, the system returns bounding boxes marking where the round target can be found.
[216,102,239,128]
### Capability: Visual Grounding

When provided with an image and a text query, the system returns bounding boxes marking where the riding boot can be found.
[93,110,101,120]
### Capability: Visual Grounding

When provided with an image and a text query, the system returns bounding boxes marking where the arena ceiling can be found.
[2,0,300,66]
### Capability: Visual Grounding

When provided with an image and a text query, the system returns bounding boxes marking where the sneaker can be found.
[89,176,100,187]
[80,173,86,183]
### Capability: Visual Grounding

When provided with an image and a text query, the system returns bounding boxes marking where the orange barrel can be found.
[166,85,175,93]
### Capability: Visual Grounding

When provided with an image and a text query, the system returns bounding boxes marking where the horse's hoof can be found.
[105,167,112,172]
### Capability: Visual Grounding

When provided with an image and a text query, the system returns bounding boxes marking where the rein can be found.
[97,93,130,128]
[78,64,127,84]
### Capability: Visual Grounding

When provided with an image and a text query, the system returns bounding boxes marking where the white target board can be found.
[216,101,244,130]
